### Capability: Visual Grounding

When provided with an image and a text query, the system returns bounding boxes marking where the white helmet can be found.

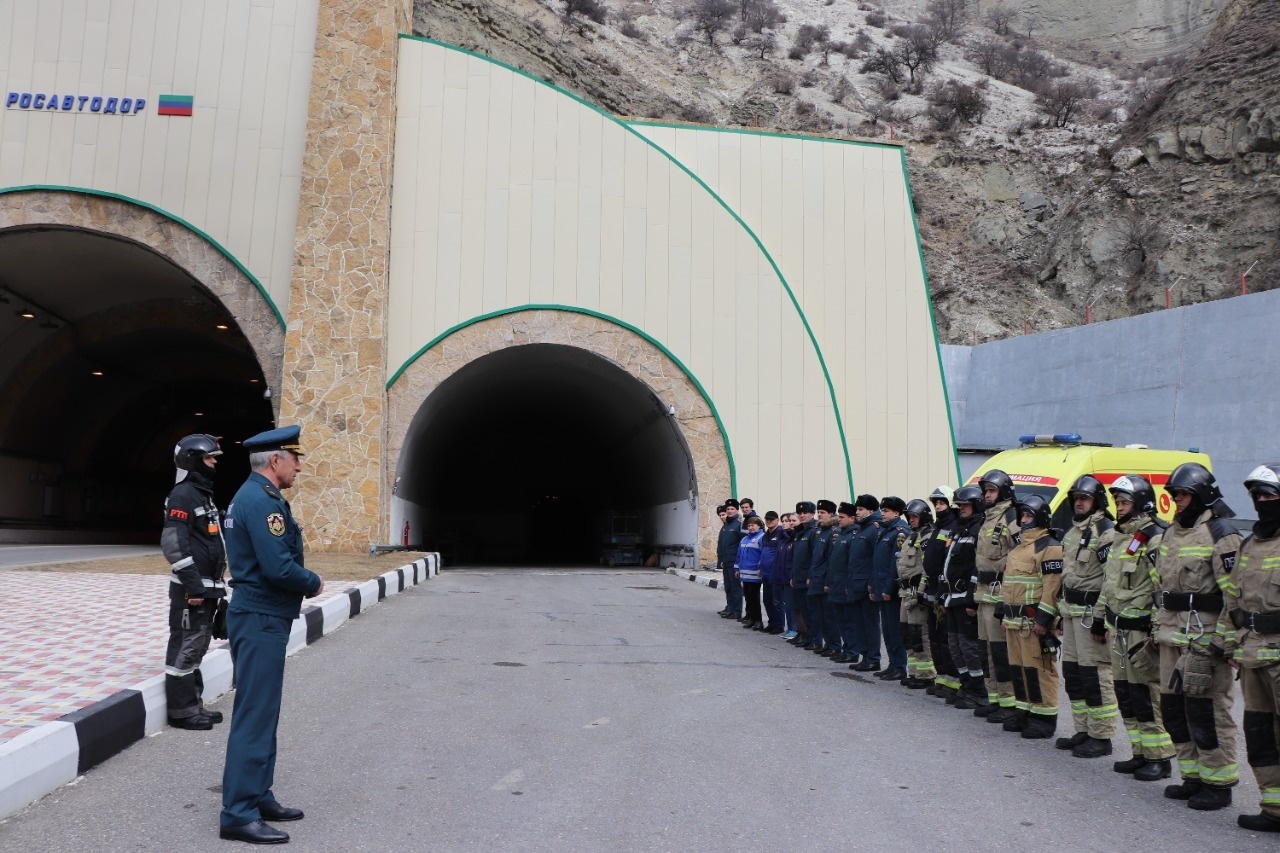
[929,485,954,505]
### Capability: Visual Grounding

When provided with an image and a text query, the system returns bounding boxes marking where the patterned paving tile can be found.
[0,573,356,739]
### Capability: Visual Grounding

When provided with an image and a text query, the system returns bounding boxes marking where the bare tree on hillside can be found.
[893,26,938,84]
[745,30,777,59]
[744,0,785,33]
[563,0,608,32]
[924,0,968,42]
[860,47,904,83]
[968,38,1008,77]
[794,23,830,55]
[926,78,987,129]
[685,0,737,46]
[983,4,1016,36]
[1037,79,1092,127]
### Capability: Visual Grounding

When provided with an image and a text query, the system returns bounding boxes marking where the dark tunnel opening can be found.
[0,226,275,542]
[394,344,699,566]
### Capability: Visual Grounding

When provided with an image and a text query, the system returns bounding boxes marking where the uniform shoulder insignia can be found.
[262,483,281,499]
[1207,517,1238,543]
[266,512,286,537]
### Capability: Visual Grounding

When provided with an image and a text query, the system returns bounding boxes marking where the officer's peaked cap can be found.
[243,425,305,456]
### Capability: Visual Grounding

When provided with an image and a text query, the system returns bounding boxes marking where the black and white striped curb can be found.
[0,554,440,821]
[666,566,721,589]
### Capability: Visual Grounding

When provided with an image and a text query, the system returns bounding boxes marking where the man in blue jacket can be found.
[717,499,744,619]
[872,496,911,681]
[219,426,324,845]
[846,495,883,671]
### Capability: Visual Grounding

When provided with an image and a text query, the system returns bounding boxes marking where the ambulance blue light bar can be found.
[1019,433,1083,446]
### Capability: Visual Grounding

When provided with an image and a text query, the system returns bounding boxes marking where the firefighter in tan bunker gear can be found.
[999,494,1064,740]
[1101,475,1175,782]
[1153,462,1241,812]
[968,470,1019,720]
[1054,475,1118,759]
[1224,464,1280,833]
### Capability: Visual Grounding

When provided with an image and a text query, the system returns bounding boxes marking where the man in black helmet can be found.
[1222,464,1280,832]
[968,470,1019,717]
[1055,474,1119,759]
[161,434,228,730]
[943,485,987,708]
[1153,462,1241,811]
[923,487,963,699]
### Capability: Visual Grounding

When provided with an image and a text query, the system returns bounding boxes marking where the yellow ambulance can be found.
[965,433,1212,528]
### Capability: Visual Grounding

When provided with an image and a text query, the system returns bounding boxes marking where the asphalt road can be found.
[0,568,1272,851]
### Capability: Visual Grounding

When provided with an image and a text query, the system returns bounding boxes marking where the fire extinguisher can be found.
[402,520,410,547]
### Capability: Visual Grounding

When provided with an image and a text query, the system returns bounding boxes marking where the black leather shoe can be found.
[819,647,836,657]
[258,802,305,822]
[854,661,879,672]
[169,715,213,731]
[1072,737,1113,759]
[904,677,932,689]
[831,653,851,663]
[1238,812,1280,832]
[1188,785,1232,811]
[219,820,289,844]
[1056,731,1089,751]
[202,710,224,724]
[1113,756,1146,774]
[986,707,1018,725]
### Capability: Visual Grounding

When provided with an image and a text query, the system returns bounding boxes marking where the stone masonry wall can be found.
[282,0,413,551]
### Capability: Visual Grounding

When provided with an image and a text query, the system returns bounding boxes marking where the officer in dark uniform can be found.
[161,434,228,730]
[219,426,324,845]
[717,499,744,619]
[787,501,818,646]
[805,499,840,654]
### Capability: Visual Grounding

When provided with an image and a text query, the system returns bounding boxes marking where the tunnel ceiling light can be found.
[215,324,229,330]
[16,308,35,319]
[249,378,259,383]
[194,412,204,416]
[90,370,104,377]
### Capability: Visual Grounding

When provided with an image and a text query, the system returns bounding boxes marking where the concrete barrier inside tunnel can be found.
[393,344,699,566]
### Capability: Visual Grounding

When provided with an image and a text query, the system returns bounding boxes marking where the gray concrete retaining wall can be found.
[941,288,1280,517]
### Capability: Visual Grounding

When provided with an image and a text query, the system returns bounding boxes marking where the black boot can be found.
[972,701,997,718]
[1164,777,1204,799]
[1021,713,1057,739]
[1002,710,1028,732]
[1133,759,1172,781]
[986,706,1018,725]
[1238,813,1280,832]
[1072,737,1113,758]
[1113,756,1146,774]
[1187,785,1232,811]
[1055,731,1089,751]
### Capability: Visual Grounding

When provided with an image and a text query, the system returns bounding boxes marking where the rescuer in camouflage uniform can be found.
[1154,462,1241,811]
[1224,464,1280,833]
[1055,475,1119,758]
[1102,475,1175,782]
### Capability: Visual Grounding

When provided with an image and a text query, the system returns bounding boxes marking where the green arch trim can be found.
[897,151,962,484]
[397,33,850,496]
[0,184,285,329]
[386,304,737,496]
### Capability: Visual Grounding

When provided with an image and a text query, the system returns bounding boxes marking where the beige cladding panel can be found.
[0,0,317,316]
[630,125,959,504]
[389,38,956,511]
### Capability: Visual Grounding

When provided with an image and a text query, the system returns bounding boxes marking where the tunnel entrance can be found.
[393,344,699,566]
[0,226,276,542]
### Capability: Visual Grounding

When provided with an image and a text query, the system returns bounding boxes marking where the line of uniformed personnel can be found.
[713,461,1280,834]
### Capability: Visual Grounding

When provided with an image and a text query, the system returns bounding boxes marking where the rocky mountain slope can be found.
[412,0,1278,343]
